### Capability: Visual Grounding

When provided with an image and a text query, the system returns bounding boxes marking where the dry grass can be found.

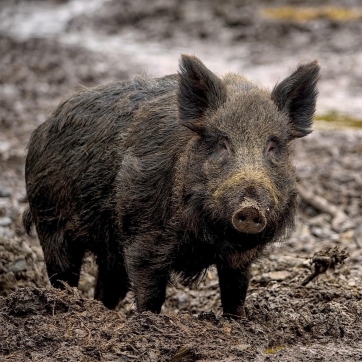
[262,6,362,22]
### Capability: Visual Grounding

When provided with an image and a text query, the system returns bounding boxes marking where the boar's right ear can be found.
[271,61,320,139]
[178,54,227,134]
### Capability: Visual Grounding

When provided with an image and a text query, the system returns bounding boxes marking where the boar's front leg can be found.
[216,262,251,318]
[125,237,171,313]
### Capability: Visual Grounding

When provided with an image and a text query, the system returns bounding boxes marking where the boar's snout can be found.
[232,202,267,234]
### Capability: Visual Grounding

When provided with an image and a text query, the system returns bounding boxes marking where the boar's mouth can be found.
[231,201,267,234]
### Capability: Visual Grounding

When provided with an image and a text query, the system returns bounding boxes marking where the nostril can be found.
[238,214,247,222]
[253,217,261,225]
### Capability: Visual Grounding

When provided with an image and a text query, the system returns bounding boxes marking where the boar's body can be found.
[24,56,319,316]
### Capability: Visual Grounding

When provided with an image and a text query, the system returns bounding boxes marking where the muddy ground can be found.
[0,0,362,361]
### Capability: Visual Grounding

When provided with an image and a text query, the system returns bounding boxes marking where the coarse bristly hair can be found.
[23,54,320,315]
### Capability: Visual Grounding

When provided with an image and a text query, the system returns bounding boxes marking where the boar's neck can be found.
[115,75,192,233]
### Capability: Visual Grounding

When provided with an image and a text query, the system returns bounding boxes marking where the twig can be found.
[301,246,349,286]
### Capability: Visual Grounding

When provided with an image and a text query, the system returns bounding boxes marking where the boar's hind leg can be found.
[216,262,251,318]
[94,255,130,309]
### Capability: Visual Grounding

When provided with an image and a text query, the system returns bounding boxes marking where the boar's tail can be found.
[22,207,33,235]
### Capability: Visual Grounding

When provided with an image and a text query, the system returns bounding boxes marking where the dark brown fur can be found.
[24,55,319,316]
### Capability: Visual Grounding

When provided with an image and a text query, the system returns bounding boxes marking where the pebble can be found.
[232,344,251,351]
[311,226,323,237]
[0,188,11,198]
[330,233,340,242]
[177,293,188,305]
[310,225,332,239]
[268,271,291,281]
[4,258,27,273]
[0,217,12,227]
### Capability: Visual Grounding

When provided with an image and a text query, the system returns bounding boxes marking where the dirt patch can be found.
[0,0,362,360]
[1,284,361,361]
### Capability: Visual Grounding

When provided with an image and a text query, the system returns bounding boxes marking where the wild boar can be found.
[23,55,319,316]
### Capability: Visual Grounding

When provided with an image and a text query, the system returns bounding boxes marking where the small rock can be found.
[269,271,291,281]
[330,233,340,242]
[311,224,333,239]
[0,217,12,227]
[4,258,27,273]
[0,188,11,198]
[178,293,188,305]
[232,343,251,351]
[310,226,321,237]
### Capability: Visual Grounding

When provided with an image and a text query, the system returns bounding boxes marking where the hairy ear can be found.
[178,54,227,134]
[271,61,320,139]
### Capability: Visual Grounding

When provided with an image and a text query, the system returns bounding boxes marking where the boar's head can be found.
[177,55,319,253]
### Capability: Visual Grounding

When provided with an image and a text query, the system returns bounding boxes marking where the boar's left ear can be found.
[271,61,320,139]
[178,54,227,134]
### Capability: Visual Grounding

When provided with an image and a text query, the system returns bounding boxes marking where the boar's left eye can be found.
[266,140,278,156]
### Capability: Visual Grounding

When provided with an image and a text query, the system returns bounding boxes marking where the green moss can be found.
[264,346,285,354]
[315,112,362,129]
[262,6,362,22]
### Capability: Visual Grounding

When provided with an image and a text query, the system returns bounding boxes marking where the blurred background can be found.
[1,0,362,132]
[0,0,361,306]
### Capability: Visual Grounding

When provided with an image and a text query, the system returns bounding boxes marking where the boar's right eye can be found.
[265,137,283,159]
[266,141,277,154]
[210,139,230,163]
